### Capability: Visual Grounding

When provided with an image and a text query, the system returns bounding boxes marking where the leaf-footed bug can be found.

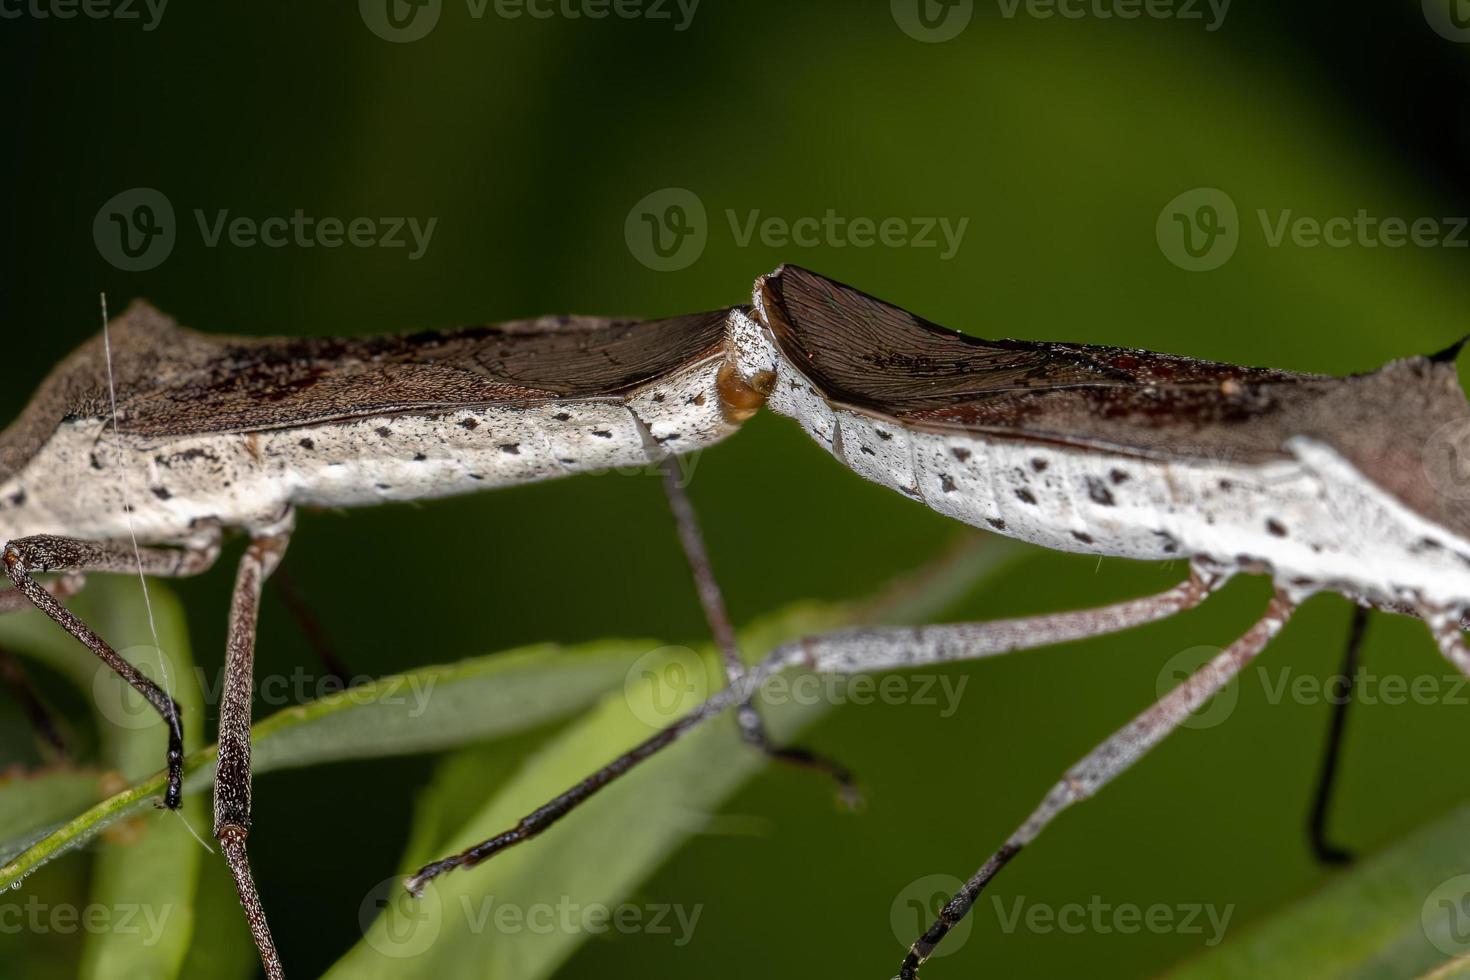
[5,266,1470,977]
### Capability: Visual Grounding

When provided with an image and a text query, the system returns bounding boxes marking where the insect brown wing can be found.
[757,264,1332,462]
[15,303,731,443]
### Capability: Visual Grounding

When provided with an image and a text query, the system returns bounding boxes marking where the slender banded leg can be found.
[1307,605,1369,865]
[270,566,351,686]
[659,457,858,804]
[897,592,1295,979]
[2,533,220,808]
[216,534,290,980]
[405,563,1227,894]
[0,649,67,757]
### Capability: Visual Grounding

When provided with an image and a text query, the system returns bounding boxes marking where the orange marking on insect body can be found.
[717,361,774,424]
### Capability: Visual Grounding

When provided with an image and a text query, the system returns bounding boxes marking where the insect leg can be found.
[1425,607,1470,678]
[215,534,289,980]
[404,564,1225,895]
[896,592,1294,979]
[0,649,68,757]
[659,457,858,804]
[0,571,85,613]
[1307,605,1369,865]
[269,565,352,687]
[1,533,220,809]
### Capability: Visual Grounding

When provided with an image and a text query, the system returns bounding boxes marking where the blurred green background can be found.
[8,1,1470,977]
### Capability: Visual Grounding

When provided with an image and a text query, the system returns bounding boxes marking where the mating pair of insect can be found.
[3,265,1470,978]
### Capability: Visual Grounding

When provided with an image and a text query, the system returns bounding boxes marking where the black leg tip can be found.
[1312,843,1354,866]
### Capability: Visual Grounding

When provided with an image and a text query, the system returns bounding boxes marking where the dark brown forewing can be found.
[4,302,730,447]
[758,265,1337,462]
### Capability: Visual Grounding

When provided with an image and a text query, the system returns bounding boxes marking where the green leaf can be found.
[0,535,1021,979]
[0,634,699,889]
[1160,801,1470,980]
[326,538,1025,980]
[0,579,203,980]
[0,766,107,865]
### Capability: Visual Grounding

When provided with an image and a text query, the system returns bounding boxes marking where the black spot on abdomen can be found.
[1086,477,1115,507]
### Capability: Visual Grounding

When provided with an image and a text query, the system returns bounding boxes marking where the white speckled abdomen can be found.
[729,308,1470,613]
[0,353,735,545]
